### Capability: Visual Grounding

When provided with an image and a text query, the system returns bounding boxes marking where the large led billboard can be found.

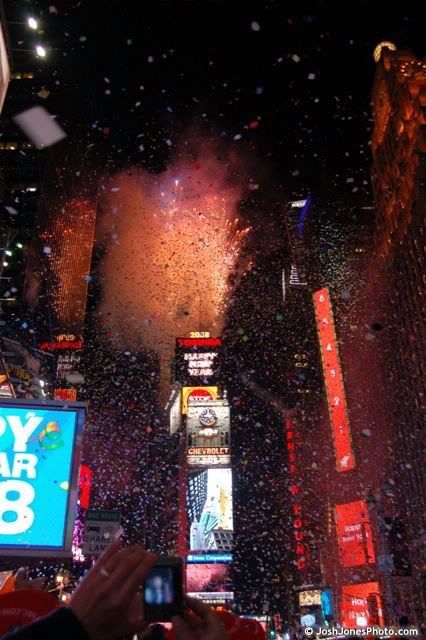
[0,399,85,556]
[187,468,233,552]
[341,582,383,628]
[187,400,230,467]
[313,288,355,472]
[186,562,233,603]
[174,337,222,386]
[335,500,375,567]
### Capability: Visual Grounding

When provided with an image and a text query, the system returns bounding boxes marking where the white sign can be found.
[83,510,121,556]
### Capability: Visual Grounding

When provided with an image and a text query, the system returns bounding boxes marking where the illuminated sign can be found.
[186,592,234,604]
[175,338,222,385]
[313,288,355,472]
[184,352,218,377]
[56,354,81,381]
[54,388,78,402]
[78,464,93,510]
[189,332,210,339]
[187,554,232,563]
[182,387,218,415]
[187,401,230,466]
[186,562,233,599]
[187,468,233,552]
[299,590,322,606]
[40,341,83,351]
[335,500,375,567]
[286,417,307,572]
[341,582,383,628]
[0,399,85,556]
[177,338,222,348]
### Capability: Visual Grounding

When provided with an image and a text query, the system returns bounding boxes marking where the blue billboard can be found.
[0,399,85,556]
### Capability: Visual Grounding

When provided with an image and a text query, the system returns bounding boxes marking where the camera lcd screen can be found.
[145,567,175,605]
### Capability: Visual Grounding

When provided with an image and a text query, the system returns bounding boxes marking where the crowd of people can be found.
[0,541,253,640]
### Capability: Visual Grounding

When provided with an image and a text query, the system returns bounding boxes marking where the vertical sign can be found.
[285,417,307,573]
[335,500,376,567]
[313,288,355,472]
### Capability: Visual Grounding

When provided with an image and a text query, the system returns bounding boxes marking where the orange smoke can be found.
[98,151,249,380]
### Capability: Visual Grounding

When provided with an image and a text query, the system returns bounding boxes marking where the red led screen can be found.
[313,288,355,472]
[335,500,375,567]
[341,582,383,628]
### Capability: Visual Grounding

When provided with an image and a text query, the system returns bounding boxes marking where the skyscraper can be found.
[369,43,425,629]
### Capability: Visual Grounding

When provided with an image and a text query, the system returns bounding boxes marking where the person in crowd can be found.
[0,541,227,640]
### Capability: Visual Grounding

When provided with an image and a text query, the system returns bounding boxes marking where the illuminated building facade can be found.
[165,334,235,606]
[369,45,426,630]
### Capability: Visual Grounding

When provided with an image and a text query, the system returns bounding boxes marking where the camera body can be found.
[143,556,184,622]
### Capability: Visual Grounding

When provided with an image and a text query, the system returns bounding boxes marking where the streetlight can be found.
[36,45,46,58]
[27,17,38,30]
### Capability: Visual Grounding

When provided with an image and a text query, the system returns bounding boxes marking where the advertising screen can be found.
[181,386,218,415]
[187,401,230,467]
[313,288,355,472]
[335,500,375,567]
[187,468,233,552]
[341,582,383,628]
[175,338,222,386]
[186,562,233,594]
[0,399,85,556]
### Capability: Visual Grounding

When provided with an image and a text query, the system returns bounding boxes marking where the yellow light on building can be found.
[373,41,397,63]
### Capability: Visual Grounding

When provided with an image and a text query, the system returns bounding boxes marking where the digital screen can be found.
[187,401,230,467]
[299,590,322,606]
[186,562,232,593]
[313,288,355,472]
[301,614,316,627]
[341,582,383,628]
[335,500,375,567]
[145,567,175,605]
[0,400,84,555]
[174,338,222,386]
[187,468,233,551]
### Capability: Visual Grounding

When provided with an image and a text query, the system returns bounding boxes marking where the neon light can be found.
[177,338,222,348]
[313,288,355,472]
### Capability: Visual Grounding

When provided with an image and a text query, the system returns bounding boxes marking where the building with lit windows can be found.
[369,44,425,629]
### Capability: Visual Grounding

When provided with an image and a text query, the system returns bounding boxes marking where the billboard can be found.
[341,582,383,627]
[182,386,218,415]
[335,500,375,567]
[174,337,222,386]
[313,288,355,472]
[0,399,85,556]
[187,468,233,552]
[186,562,233,598]
[187,400,230,467]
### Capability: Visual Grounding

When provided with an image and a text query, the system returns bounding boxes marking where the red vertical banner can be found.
[313,288,355,472]
[335,500,376,567]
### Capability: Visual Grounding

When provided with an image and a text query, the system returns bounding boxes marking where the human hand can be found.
[14,567,45,591]
[70,540,157,640]
[172,597,228,640]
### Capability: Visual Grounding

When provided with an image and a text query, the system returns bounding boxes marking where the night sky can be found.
[15,1,422,193]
